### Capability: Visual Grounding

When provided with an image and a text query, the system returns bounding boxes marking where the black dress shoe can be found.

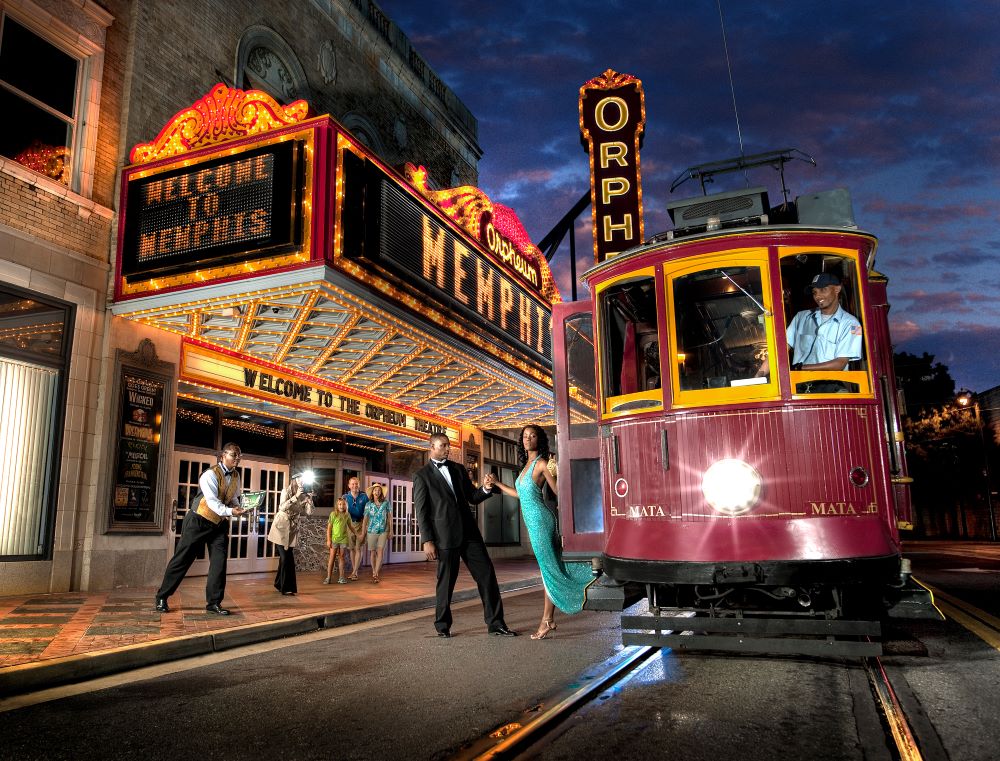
[205,604,231,615]
[437,630,451,638]
[488,625,518,637]
[154,597,169,613]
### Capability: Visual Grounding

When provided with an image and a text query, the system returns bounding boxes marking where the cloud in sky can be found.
[379,0,1000,390]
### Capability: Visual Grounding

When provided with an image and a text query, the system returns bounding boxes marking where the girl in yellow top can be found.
[324,498,352,584]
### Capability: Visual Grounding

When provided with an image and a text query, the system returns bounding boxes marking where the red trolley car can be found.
[552,153,932,654]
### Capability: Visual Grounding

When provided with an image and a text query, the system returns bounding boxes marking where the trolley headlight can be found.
[702,459,762,515]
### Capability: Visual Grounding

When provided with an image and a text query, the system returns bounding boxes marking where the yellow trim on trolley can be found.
[663,248,781,409]
[594,267,663,418]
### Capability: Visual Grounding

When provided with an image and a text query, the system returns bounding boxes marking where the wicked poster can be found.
[111,371,164,524]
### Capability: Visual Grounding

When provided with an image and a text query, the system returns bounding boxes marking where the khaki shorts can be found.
[366,532,388,551]
[346,521,363,548]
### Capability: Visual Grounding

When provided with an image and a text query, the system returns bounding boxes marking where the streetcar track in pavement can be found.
[462,643,928,761]
[863,656,923,761]
[456,645,659,760]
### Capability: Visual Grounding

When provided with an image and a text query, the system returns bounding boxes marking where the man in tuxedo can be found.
[413,433,517,638]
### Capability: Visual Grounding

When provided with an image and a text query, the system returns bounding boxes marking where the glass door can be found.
[386,478,423,562]
[552,301,604,560]
[169,451,215,576]
[239,460,287,574]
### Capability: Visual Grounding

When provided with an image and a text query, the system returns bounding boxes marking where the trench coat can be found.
[267,484,313,549]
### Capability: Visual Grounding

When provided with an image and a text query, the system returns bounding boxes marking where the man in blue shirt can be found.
[786,273,863,392]
[344,476,368,580]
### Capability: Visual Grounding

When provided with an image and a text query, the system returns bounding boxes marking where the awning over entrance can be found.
[113,268,555,445]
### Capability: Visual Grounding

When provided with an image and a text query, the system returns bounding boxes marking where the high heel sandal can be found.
[530,619,556,640]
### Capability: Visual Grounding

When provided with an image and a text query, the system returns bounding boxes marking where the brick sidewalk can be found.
[0,556,541,670]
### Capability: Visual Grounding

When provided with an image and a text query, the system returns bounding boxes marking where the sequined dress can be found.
[517,455,593,614]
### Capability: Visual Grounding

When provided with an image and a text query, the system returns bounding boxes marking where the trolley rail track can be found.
[458,645,926,761]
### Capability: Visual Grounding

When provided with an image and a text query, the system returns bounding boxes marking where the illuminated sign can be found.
[579,69,646,263]
[480,212,541,290]
[341,156,551,362]
[120,140,303,281]
[401,163,558,302]
[180,340,459,443]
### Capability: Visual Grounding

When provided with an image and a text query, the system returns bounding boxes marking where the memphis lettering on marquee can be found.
[420,216,548,355]
[579,71,646,263]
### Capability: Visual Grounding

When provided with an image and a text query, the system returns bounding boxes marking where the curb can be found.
[0,576,541,698]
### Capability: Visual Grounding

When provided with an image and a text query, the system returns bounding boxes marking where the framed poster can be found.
[111,371,163,525]
[105,339,175,533]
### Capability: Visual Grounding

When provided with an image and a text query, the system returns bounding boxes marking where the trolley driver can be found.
[786,273,862,387]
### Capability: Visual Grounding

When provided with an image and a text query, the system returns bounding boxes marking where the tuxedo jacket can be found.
[413,460,495,550]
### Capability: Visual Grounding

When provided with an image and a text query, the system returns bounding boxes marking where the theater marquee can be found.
[340,154,554,363]
[180,340,460,443]
[121,140,304,281]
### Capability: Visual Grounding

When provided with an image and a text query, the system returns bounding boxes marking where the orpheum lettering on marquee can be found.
[120,140,301,281]
[579,70,646,263]
[180,340,458,442]
[482,217,540,289]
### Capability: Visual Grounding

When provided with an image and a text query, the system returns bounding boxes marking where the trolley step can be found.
[620,615,882,657]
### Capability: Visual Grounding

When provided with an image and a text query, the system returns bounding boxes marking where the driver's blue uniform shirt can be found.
[787,305,863,366]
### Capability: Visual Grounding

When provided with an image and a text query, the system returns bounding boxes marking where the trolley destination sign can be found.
[180,340,458,443]
[120,140,303,281]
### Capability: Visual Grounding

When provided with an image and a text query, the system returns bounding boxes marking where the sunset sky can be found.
[379,0,1000,392]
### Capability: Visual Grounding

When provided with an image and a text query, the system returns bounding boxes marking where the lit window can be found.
[0,16,80,186]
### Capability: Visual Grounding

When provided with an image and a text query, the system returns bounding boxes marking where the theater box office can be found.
[108,84,562,580]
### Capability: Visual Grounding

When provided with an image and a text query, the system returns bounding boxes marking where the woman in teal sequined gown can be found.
[489,425,593,639]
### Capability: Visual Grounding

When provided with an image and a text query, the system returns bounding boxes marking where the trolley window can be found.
[664,251,780,406]
[564,313,599,439]
[778,249,871,396]
[596,270,662,417]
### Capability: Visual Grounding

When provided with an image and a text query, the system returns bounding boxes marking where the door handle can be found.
[660,429,669,470]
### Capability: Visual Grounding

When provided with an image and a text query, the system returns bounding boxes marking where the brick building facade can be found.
[1,0,500,594]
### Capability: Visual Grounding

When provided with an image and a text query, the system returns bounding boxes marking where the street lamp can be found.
[956,389,997,541]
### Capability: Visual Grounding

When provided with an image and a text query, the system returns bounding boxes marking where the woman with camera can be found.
[268,472,314,595]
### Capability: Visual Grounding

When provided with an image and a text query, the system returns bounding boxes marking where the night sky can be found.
[378,0,1000,392]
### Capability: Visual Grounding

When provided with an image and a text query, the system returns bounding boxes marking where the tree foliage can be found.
[893,351,956,416]
[896,353,997,538]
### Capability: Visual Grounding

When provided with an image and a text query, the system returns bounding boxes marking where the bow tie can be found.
[433,460,449,468]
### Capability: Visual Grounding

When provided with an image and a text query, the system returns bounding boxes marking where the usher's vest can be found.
[194,465,240,525]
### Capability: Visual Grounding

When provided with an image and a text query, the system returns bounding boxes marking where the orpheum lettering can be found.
[579,70,646,263]
[484,222,539,288]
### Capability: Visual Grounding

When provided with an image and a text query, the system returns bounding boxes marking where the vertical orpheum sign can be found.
[579,70,646,263]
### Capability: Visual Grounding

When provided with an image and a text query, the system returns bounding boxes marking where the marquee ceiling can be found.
[116,271,557,445]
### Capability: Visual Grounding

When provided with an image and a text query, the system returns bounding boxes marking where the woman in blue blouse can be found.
[361,483,392,583]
